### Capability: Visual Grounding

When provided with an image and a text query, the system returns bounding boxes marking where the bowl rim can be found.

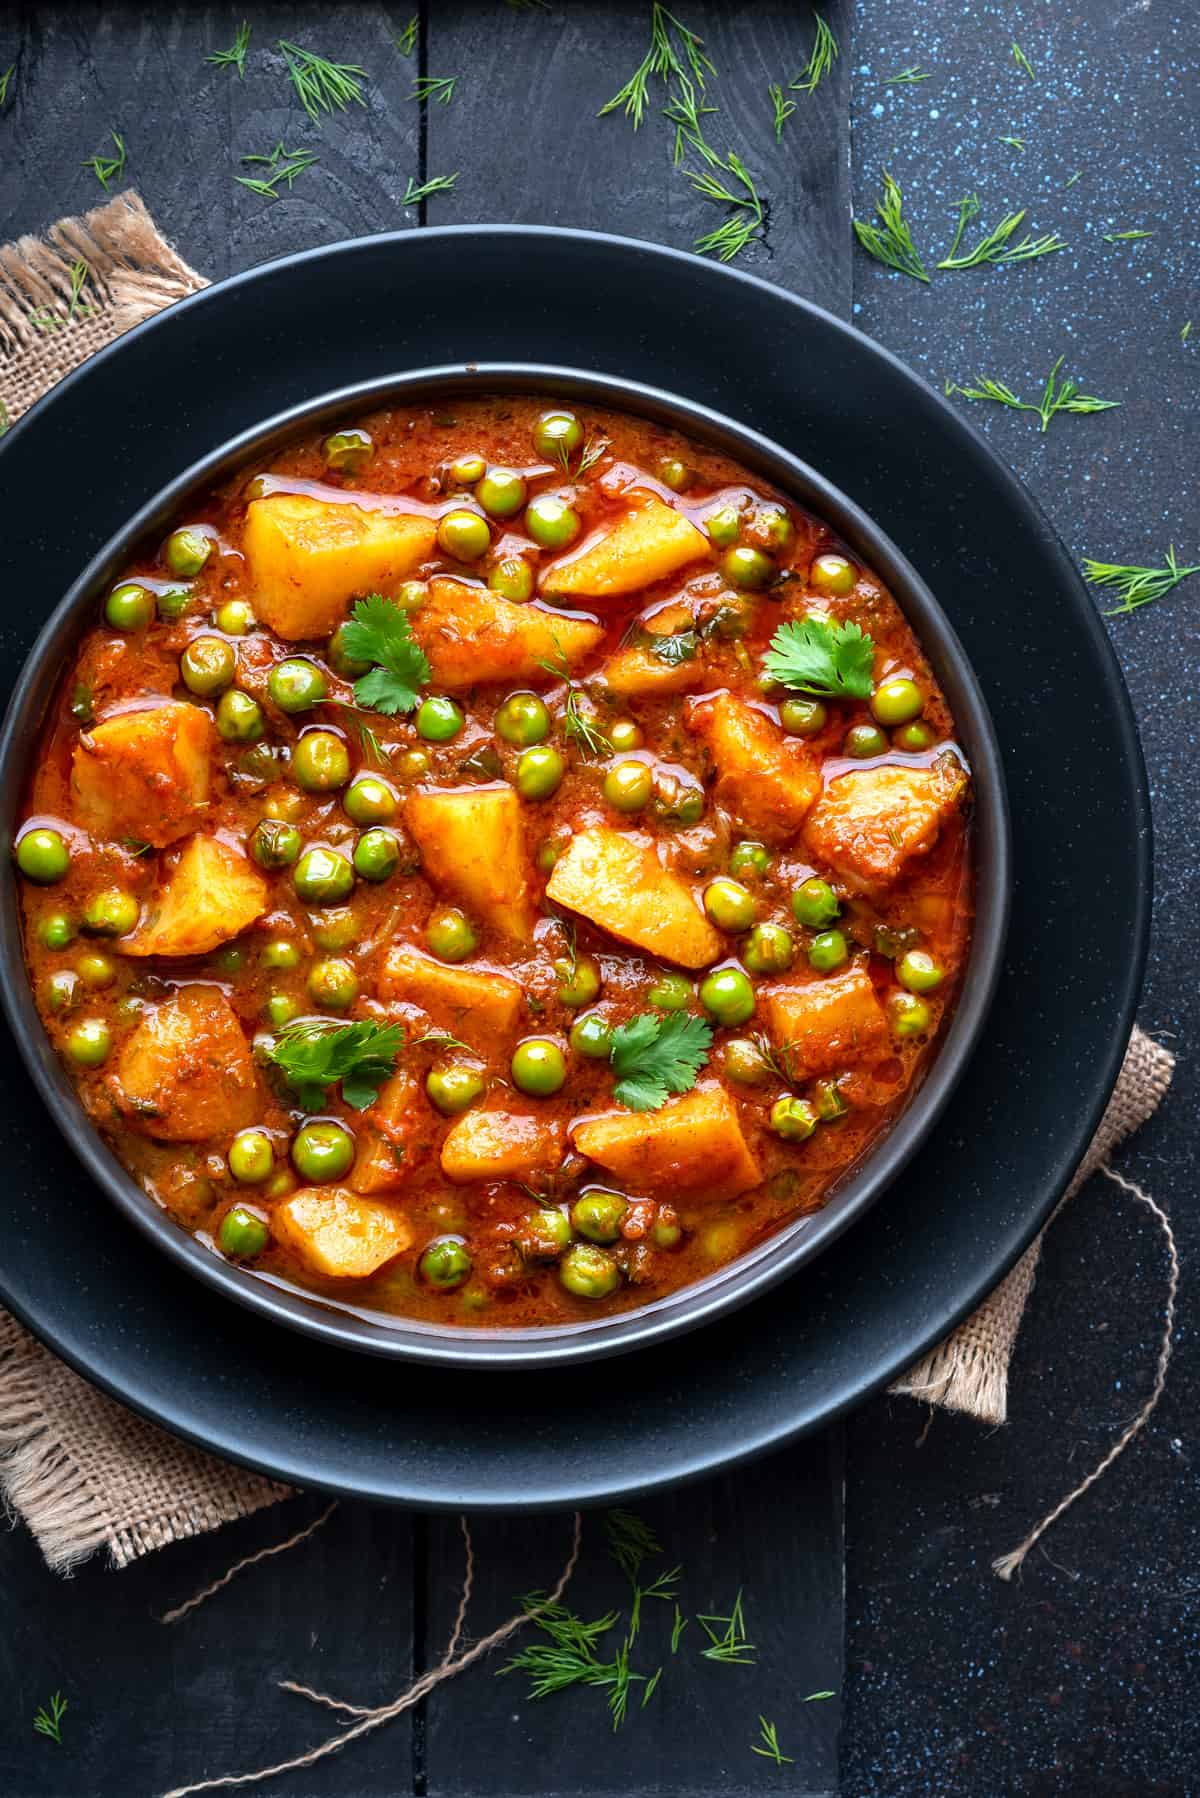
[0,358,1011,1370]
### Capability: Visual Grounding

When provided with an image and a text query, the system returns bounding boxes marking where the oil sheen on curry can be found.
[15,396,971,1328]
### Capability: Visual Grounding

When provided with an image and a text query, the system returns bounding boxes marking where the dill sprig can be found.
[790,12,839,95]
[500,1598,656,1731]
[535,643,613,756]
[1065,169,1082,187]
[998,135,1025,151]
[1183,321,1194,344]
[1102,228,1153,243]
[28,259,96,333]
[663,76,720,167]
[1,63,16,108]
[396,16,418,56]
[32,1692,68,1746]
[882,65,931,84]
[1012,40,1037,80]
[947,356,1119,432]
[697,1589,756,1665]
[604,1509,681,1638]
[574,431,612,478]
[1082,547,1200,617]
[411,75,457,107]
[278,40,367,125]
[937,195,1066,270]
[769,82,796,141]
[689,151,766,262]
[598,4,714,129]
[670,1604,688,1652]
[207,20,251,78]
[752,1717,794,1766]
[403,172,459,206]
[82,130,126,192]
[235,144,318,200]
[853,170,929,282]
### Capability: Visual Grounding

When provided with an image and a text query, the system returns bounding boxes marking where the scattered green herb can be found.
[278,40,367,124]
[641,1666,664,1707]
[28,258,96,332]
[998,135,1025,150]
[328,702,388,766]
[628,1565,682,1641]
[853,170,929,282]
[1183,321,1193,343]
[1082,547,1200,617]
[689,151,766,262]
[791,12,839,95]
[411,75,457,107]
[207,20,251,78]
[938,195,1066,270]
[1065,169,1081,187]
[947,356,1119,432]
[752,1717,794,1766]
[664,75,719,167]
[764,616,875,699]
[396,15,418,55]
[32,1692,67,1746]
[338,593,430,715]
[606,1509,662,1583]
[402,172,460,205]
[882,66,931,84]
[413,1031,472,1053]
[806,1689,836,1701]
[769,81,796,141]
[235,143,318,199]
[536,644,613,757]
[1102,228,1153,243]
[598,5,714,130]
[1011,40,1037,81]
[575,431,611,478]
[670,1604,688,1652]
[501,1598,655,1731]
[0,63,15,108]
[609,1009,712,1112]
[698,1589,755,1664]
[264,1018,405,1111]
[82,129,126,192]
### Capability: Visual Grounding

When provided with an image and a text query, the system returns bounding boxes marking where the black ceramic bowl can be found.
[0,363,1009,1368]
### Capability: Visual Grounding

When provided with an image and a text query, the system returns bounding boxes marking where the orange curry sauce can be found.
[16,395,972,1328]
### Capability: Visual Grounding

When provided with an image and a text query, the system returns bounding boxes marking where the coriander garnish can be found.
[82,129,126,192]
[396,15,418,56]
[235,144,318,200]
[763,615,875,700]
[32,1692,68,1746]
[338,593,430,715]
[599,4,714,130]
[938,194,1066,270]
[1082,547,1200,617]
[207,20,251,79]
[768,82,796,142]
[752,1717,794,1765]
[853,170,930,282]
[946,357,1119,432]
[278,40,367,124]
[1012,40,1037,80]
[402,172,460,205]
[609,1009,712,1112]
[790,12,838,96]
[410,75,457,107]
[689,152,766,262]
[263,1018,404,1111]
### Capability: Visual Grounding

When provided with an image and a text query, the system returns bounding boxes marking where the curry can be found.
[13,394,971,1328]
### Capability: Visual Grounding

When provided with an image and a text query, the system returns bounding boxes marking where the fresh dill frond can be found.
[998,135,1025,150]
[697,1589,756,1665]
[535,642,613,756]
[947,357,1118,432]
[599,3,714,129]
[791,12,839,95]
[1011,40,1037,80]
[235,144,319,200]
[752,1717,794,1765]
[1,63,16,108]
[1183,320,1194,343]
[403,172,460,205]
[769,82,796,141]
[82,130,126,192]
[641,1666,664,1707]
[670,1604,688,1653]
[805,1689,836,1700]
[411,75,457,107]
[937,201,1066,270]
[396,15,418,55]
[28,257,97,333]
[1065,169,1081,187]
[327,702,388,766]
[853,170,929,282]
[207,20,251,78]
[664,75,719,167]
[32,1692,68,1746]
[278,40,368,124]
[1102,228,1153,243]
[690,151,766,262]
[882,65,931,84]
[575,432,612,478]
[500,1597,657,1731]
[605,1505,658,1579]
[1082,547,1200,617]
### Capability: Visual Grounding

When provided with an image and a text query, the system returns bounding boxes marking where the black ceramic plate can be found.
[0,228,1148,1506]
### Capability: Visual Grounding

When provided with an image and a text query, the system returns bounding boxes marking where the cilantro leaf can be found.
[762,615,875,700]
[610,1010,712,1112]
[264,1018,404,1111]
[338,593,430,715]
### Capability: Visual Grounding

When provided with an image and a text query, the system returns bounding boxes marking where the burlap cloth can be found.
[0,194,1176,1573]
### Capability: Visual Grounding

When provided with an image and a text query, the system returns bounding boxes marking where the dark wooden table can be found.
[1,5,1197,1795]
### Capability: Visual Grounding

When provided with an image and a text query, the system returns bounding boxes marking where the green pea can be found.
[889,990,931,1038]
[16,828,70,885]
[306,957,357,1010]
[66,1018,111,1066]
[871,677,923,727]
[269,658,328,714]
[290,1120,354,1183]
[554,954,601,1008]
[488,556,534,601]
[569,1011,613,1059]
[706,505,742,546]
[844,723,888,759]
[520,1208,573,1259]
[730,840,770,879]
[449,451,486,485]
[699,966,755,1026]
[607,718,643,753]
[748,504,794,552]
[391,579,426,613]
[322,428,373,475]
[293,847,354,905]
[815,1078,849,1122]
[652,1213,683,1249]
[648,972,692,1012]
[416,696,465,743]
[808,929,849,974]
[496,691,550,746]
[516,744,565,801]
[571,1188,627,1243]
[328,621,371,679]
[228,1130,274,1184]
[75,950,116,988]
[38,912,75,951]
[426,906,478,963]
[265,994,301,1029]
[251,819,302,869]
[895,719,936,752]
[45,971,78,1013]
[792,878,839,929]
[157,586,192,622]
[437,508,491,561]
[181,636,236,697]
[70,683,95,725]
[742,922,794,975]
[477,468,528,518]
[104,582,155,632]
[533,409,582,461]
[603,759,653,813]
[292,730,351,792]
[311,909,358,951]
[770,1095,817,1141]
[512,1037,567,1096]
[426,1063,487,1116]
[810,553,856,596]
[354,827,401,882]
[723,1037,770,1086]
[216,599,255,636]
[420,1236,473,1289]
[344,775,398,824]
[525,495,581,550]
[218,1204,270,1256]
[721,545,775,590]
[82,887,139,936]
[658,456,691,492]
[397,748,432,783]
[559,1241,619,1299]
[164,527,212,578]
[704,877,756,934]
[897,949,945,994]
[779,697,828,738]
[240,742,288,786]
[216,689,265,743]
[261,937,300,972]
[536,838,565,874]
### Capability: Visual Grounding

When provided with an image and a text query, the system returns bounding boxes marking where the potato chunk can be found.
[70,701,214,848]
[109,986,259,1141]
[763,964,889,1079]
[377,944,523,1058]
[540,494,710,600]
[274,1189,412,1279]
[349,1073,437,1195]
[573,1086,761,1203]
[440,1110,566,1183]
[243,493,436,639]
[545,827,721,968]
[405,784,535,942]
[691,692,820,844]
[123,834,268,958]
[804,760,967,893]
[414,578,602,689]
[601,602,705,697]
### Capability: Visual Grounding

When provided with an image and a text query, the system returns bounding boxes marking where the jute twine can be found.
[0,195,1180,1600]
